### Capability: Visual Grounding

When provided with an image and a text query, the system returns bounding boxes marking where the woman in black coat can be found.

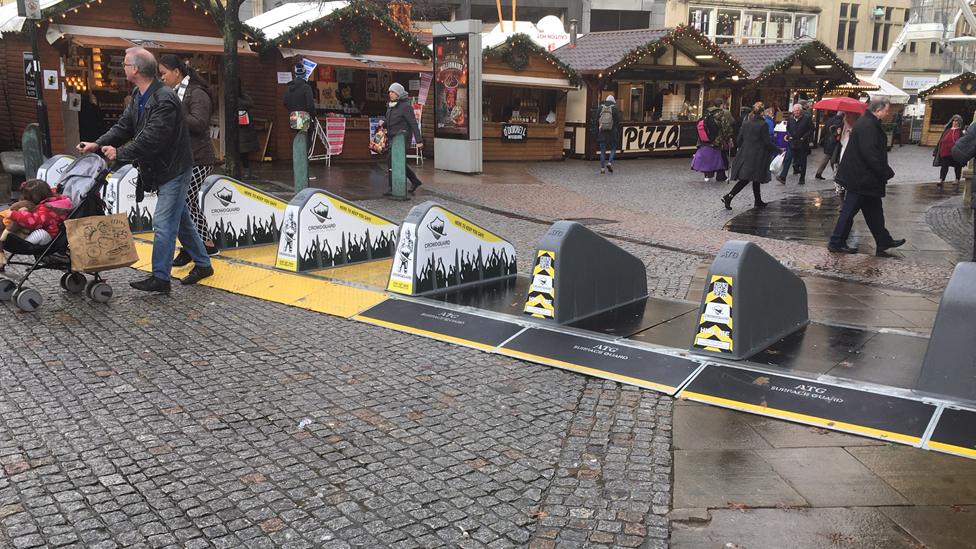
[724,103,780,210]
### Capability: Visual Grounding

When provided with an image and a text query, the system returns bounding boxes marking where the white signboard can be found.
[275,188,398,272]
[103,164,157,233]
[903,76,938,90]
[277,72,292,84]
[852,52,885,69]
[200,175,288,249]
[387,202,517,295]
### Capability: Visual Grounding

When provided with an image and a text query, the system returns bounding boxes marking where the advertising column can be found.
[433,20,482,173]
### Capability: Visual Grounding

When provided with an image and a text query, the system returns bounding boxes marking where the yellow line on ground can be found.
[927,441,976,458]
[680,391,923,445]
[352,314,497,351]
[131,241,386,318]
[500,348,677,393]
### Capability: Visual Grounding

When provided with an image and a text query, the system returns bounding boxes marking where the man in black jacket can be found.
[283,64,316,152]
[776,104,813,184]
[827,97,906,256]
[78,47,212,293]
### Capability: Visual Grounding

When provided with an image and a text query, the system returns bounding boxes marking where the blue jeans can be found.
[151,170,211,281]
[599,141,616,168]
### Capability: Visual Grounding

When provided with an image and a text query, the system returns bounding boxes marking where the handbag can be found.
[238,110,250,126]
[289,111,311,131]
[769,151,786,174]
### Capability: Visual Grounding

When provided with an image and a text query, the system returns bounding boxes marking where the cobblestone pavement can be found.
[1,265,672,549]
[926,195,975,261]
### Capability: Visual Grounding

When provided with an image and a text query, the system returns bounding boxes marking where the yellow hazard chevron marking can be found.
[681,391,922,445]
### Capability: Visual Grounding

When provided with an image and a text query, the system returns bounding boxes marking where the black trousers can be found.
[829,190,894,249]
[387,154,422,188]
[727,179,761,203]
[939,163,962,182]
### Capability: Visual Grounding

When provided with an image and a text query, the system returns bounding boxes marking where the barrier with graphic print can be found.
[200,175,288,250]
[36,155,76,187]
[691,240,808,360]
[387,201,517,295]
[103,164,157,233]
[275,188,399,272]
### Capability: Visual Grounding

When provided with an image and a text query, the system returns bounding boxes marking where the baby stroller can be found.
[0,154,115,312]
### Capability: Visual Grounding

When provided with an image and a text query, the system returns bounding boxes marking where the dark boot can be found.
[721,194,733,210]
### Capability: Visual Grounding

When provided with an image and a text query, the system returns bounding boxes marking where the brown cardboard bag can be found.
[64,213,139,273]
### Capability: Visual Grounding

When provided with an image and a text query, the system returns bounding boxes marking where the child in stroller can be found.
[0,179,73,266]
[0,154,115,312]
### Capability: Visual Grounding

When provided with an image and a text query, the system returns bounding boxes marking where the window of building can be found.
[872,6,899,52]
[591,9,651,31]
[837,3,858,51]
[909,41,917,54]
[687,6,816,44]
[930,41,937,55]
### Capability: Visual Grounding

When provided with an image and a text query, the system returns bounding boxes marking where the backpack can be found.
[598,104,614,131]
[697,110,720,143]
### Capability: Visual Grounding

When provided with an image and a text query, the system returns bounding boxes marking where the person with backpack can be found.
[691,98,733,182]
[590,95,621,175]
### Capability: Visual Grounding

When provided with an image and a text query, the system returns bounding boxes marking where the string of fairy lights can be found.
[918,72,976,99]
[485,33,581,86]
[273,4,430,59]
[594,25,747,81]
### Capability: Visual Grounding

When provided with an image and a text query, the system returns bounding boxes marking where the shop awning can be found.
[483,73,574,90]
[301,54,430,73]
[861,75,910,105]
[48,25,254,55]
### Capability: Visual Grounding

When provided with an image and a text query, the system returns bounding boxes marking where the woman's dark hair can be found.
[158,54,211,95]
[20,179,54,204]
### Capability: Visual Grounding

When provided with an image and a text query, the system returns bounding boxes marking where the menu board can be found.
[433,35,469,140]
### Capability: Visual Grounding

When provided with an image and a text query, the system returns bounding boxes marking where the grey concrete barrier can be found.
[916,262,976,402]
[690,240,808,360]
[523,220,647,324]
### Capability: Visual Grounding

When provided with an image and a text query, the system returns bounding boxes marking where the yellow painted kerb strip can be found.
[927,441,976,458]
[681,390,922,445]
[353,314,497,351]
[502,348,677,394]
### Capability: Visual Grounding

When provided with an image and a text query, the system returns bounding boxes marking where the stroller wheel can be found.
[0,279,15,301]
[86,281,113,303]
[60,272,87,294]
[13,287,43,312]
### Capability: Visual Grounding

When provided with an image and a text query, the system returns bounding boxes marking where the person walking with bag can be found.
[692,98,733,182]
[934,114,965,188]
[776,104,814,184]
[384,83,423,194]
[78,47,212,292]
[827,98,905,256]
[814,111,843,180]
[590,95,620,175]
[158,54,219,259]
[723,103,779,210]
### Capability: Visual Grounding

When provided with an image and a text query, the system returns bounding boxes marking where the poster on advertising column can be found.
[433,35,469,139]
[387,201,517,295]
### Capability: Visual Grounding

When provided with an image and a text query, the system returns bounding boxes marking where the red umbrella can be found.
[812,97,868,113]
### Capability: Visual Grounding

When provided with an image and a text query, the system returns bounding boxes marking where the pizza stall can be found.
[553,25,746,159]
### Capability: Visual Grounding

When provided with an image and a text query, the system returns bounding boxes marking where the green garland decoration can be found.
[130,0,171,29]
[501,39,531,72]
[274,2,430,60]
[486,34,581,86]
[340,16,371,56]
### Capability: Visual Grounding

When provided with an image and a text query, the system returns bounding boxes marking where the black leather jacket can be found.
[385,97,422,144]
[96,79,192,190]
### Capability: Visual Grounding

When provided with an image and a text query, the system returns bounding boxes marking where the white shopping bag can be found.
[769,151,786,173]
